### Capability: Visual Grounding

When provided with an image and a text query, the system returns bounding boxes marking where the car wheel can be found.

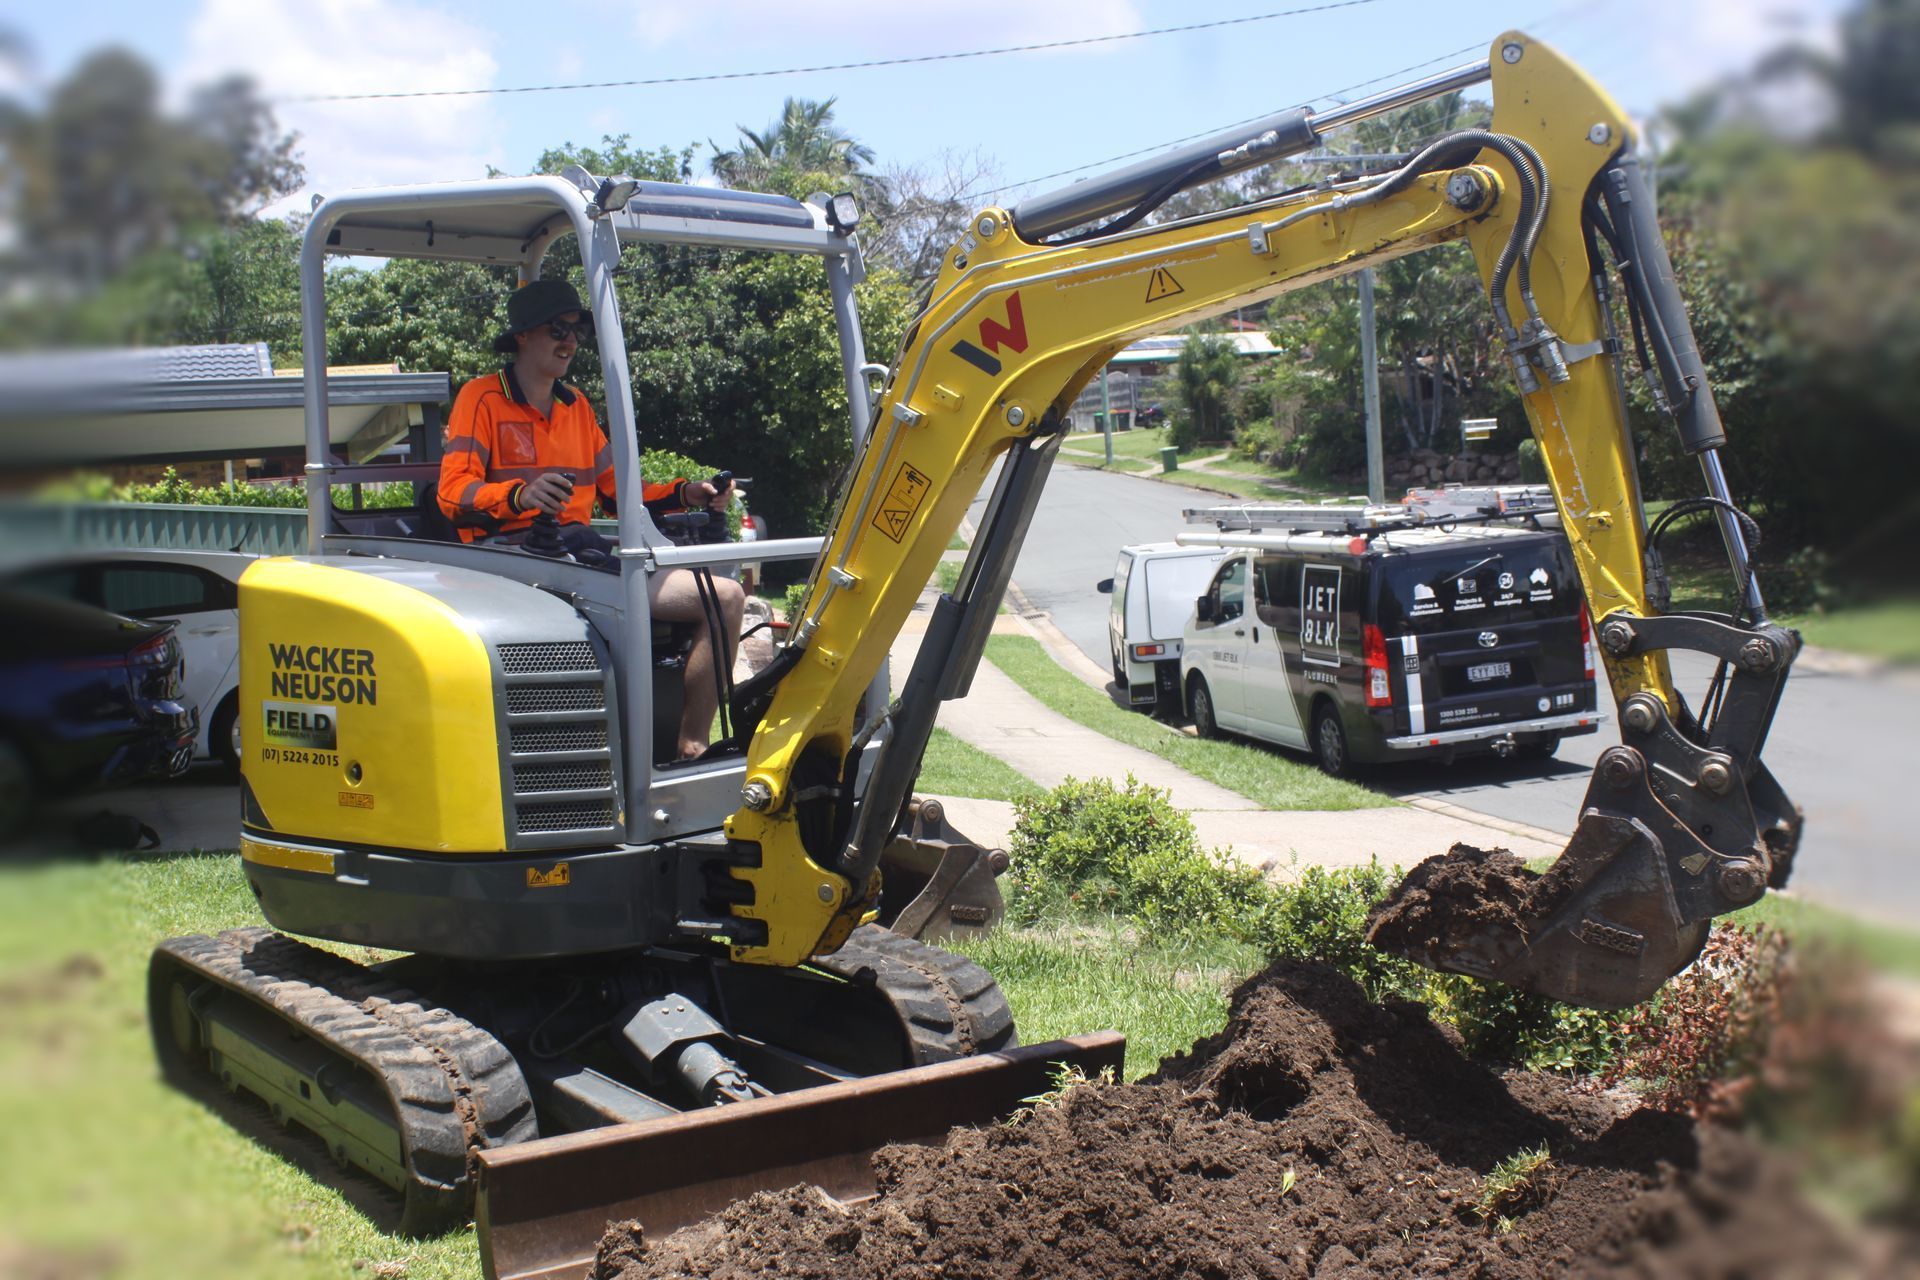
[0,739,30,838]
[1518,736,1560,761]
[1188,675,1220,739]
[1312,703,1351,777]
[211,692,241,774]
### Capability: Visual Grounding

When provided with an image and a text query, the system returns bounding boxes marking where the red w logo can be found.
[978,292,1029,355]
[951,291,1030,376]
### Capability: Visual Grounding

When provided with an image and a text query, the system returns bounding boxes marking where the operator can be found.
[438,278,745,761]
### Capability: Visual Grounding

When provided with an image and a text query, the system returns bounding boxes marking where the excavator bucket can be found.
[1365,818,1711,1010]
[475,1032,1126,1280]
[872,798,1010,942]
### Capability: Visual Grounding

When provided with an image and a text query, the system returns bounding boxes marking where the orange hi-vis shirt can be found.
[438,366,684,542]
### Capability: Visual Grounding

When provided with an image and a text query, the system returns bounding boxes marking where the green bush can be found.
[1254,860,1428,1003]
[782,580,811,625]
[1007,775,1271,936]
[1516,437,1547,483]
[1757,546,1840,615]
[641,447,742,537]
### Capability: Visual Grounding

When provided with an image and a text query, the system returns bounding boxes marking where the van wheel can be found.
[1188,676,1220,739]
[1519,737,1560,761]
[1312,704,1351,777]
[211,692,241,774]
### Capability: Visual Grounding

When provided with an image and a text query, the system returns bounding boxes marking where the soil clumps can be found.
[1362,842,1540,960]
[592,960,1854,1279]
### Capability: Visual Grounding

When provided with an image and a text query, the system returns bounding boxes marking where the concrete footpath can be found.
[899,597,1569,878]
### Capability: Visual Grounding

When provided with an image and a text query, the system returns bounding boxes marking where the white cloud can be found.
[623,0,1143,56]
[1636,0,1839,95]
[182,0,508,206]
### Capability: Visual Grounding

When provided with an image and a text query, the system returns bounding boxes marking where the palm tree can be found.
[709,97,880,199]
[1172,331,1243,450]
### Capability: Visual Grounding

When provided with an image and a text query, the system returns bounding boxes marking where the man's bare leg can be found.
[649,568,747,758]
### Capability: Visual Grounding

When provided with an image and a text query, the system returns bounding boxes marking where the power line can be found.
[279,0,1384,104]
[964,39,1486,202]
[959,0,1603,204]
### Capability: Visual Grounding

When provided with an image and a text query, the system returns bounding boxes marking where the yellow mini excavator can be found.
[150,32,1801,1279]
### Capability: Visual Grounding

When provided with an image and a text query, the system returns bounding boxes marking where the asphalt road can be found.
[981,460,1917,923]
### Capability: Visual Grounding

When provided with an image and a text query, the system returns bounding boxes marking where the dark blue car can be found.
[0,588,196,834]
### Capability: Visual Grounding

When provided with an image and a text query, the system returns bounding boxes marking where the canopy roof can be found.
[0,346,447,466]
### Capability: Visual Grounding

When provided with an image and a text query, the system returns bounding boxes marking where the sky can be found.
[13,0,1847,219]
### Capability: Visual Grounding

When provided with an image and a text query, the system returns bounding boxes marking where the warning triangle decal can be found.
[1145,267,1185,303]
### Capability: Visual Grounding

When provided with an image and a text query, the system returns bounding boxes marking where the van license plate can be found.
[1467,661,1512,683]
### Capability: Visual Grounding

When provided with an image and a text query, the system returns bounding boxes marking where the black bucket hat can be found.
[493,279,591,354]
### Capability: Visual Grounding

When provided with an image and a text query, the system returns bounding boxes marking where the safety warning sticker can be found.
[527,862,571,888]
[1145,267,1185,303]
[872,462,932,543]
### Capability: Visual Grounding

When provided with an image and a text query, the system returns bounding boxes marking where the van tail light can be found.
[1576,600,1595,681]
[1132,643,1166,660]
[1363,623,1392,708]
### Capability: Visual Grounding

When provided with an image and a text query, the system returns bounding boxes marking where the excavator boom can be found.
[727,32,1801,1008]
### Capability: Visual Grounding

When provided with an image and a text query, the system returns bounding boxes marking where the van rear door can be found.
[1374,533,1595,738]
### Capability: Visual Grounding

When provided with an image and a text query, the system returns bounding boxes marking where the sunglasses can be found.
[542,319,593,342]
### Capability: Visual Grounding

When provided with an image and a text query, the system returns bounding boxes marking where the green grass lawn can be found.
[1062,426,1179,462]
[0,855,480,1279]
[982,634,1389,812]
[8,838,1915,1279]
[947,920,1263,1081]
[1662,555,1920,664]
[918,727,1044,803]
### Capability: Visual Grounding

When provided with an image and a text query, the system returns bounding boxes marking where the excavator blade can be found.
[476,1031,1125,1280]
[1366,813,1711,1010]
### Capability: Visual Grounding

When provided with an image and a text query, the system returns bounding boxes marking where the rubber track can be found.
[150,927,535,1235]
[811,924,1017,1065]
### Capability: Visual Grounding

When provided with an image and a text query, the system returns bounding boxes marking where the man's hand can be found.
[518,471,576,517]
[681,478,731,512]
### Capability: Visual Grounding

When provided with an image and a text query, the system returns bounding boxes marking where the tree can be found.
[1170,331,1243,449]
[0,46,301,292]
[708,97,883,204]
[1251,94,1522,476]
[862,148,1001,298]
[1628,0,1920,567]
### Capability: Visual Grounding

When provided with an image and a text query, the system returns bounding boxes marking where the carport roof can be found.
[0,344,449,466]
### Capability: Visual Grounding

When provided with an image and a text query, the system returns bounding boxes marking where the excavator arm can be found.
[723,32,1801,1009]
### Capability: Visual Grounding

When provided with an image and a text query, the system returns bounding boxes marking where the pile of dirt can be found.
[592,960,1855,1279]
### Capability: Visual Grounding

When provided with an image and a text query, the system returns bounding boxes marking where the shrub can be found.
[1757,545,1839,615]
[781,580,811,625]
[1599,924,1788,1116]
[1516,437,1547,483]
[1255,860,1428,1003]
[1007,775,1271,936]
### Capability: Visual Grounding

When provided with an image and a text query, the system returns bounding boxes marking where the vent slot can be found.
[517,803,618,833]
[510,722,609,753]
[506,684,605,714]
[497,642,600,674]
[514,762,613,794]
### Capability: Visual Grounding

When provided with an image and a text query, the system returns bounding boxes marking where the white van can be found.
[1178,520,1603,775]
[1097,543,1229,712]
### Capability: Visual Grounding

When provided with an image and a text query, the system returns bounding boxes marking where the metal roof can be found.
[1107,333,1279,366]
[0,345,449,465]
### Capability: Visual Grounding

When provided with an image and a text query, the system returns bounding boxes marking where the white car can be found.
[6,549,252,769]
